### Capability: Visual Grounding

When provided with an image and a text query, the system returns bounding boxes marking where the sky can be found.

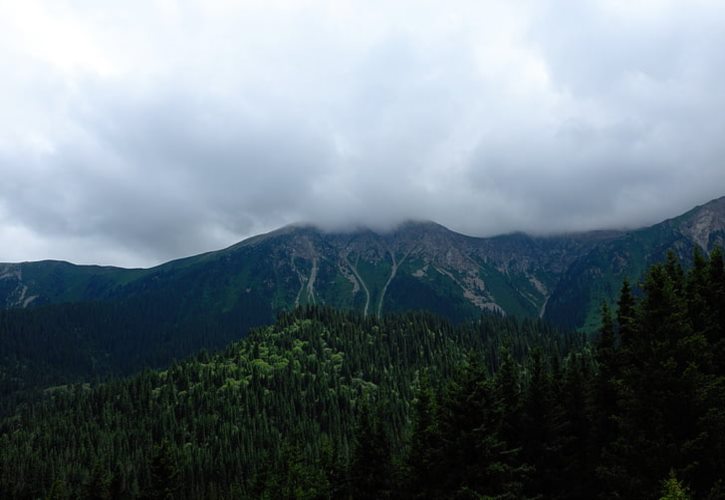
[1,0,724,268]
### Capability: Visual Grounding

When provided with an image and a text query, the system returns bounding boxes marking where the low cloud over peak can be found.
[1,0,724,267]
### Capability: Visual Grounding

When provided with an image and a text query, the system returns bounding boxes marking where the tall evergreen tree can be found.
[146,440,180,500]
[521,348,558,498]
[349,399,393,499]
[407,375,441,497]
[617,278,636,348]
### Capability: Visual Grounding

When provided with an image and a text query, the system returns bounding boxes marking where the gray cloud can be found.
[0,0,724,267]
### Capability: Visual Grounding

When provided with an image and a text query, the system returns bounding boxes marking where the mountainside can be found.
[1,199,725,497]
[3,242,725,500]
[1,196,723,336]
[0,222,616,322]
[543,196,725,330]
[0,221,613,408]
[0,261,144,309]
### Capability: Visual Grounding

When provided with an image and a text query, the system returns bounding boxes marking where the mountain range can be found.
[2,196,724,333]
[2,199,724,497]
[0,195,723,412]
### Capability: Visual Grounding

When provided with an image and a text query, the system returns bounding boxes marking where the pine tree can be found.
[407,375,441,497]
[146,440,180,500]
[84,460,111,500]
[588,303,620,496]
[46,479,69,500]
[349,399,393,499]
[659,470,691,500]
[521,348,558,498]
[617,279,636,348]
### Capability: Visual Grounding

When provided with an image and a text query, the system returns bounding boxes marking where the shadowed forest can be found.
[0,250,723,498]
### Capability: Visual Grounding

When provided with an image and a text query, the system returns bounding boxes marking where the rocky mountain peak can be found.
[675,196,725,251]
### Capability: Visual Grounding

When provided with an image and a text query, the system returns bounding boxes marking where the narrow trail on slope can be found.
[291,257,306,308]
[306,257,318,305]
[344,253,370,317]
[377,248,411,317]
[539,296,549,318]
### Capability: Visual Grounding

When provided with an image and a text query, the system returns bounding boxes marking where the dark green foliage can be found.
[349,400,394,498]
[617,278,636,347]
[0,248,723,499]
[0,291,273,415]
[520,348,560,498]
[596,248,725,499]
[0,308,571,499]
[146,440,180,500]
[406,375,440,496]
[660,471,692,500]
[384,273,482,322]
[402,249,725,499]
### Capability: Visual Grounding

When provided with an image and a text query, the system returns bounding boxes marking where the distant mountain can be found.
[543,196,725,330]
[1,197,724,335]
[0,221,617,324]
[0,196,723,409]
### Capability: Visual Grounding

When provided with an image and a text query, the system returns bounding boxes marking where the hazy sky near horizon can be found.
[1,0,724,267]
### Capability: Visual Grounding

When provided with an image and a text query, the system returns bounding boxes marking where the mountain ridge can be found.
[0,196,722,410]
[544,195,725,329]
[1,196,723,333]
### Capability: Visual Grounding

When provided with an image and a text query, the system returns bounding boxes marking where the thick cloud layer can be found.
[1,0,724,267]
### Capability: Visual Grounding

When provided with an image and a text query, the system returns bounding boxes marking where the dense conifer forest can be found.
[0,291,273,416]
[0,248,723,498]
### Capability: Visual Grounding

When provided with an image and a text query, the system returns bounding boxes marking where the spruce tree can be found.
[146,440,180,500]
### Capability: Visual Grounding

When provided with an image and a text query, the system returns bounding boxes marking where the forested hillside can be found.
[0,291,272,415]
[0,196,722,402]
[0,220,604,408]
[0,309,573,499]
[0,248,723,499]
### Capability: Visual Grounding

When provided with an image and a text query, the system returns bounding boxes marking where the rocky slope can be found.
[0,222,615,324]
[543,196,725,330]
[1,196,723,331]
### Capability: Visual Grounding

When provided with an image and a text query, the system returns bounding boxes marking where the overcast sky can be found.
[1,0,724,267]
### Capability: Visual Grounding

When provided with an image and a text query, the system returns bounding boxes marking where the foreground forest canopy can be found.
[0,249,723,499]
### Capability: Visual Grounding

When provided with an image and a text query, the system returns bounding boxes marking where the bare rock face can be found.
[676,197,725,251]
[0,264,38,308]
